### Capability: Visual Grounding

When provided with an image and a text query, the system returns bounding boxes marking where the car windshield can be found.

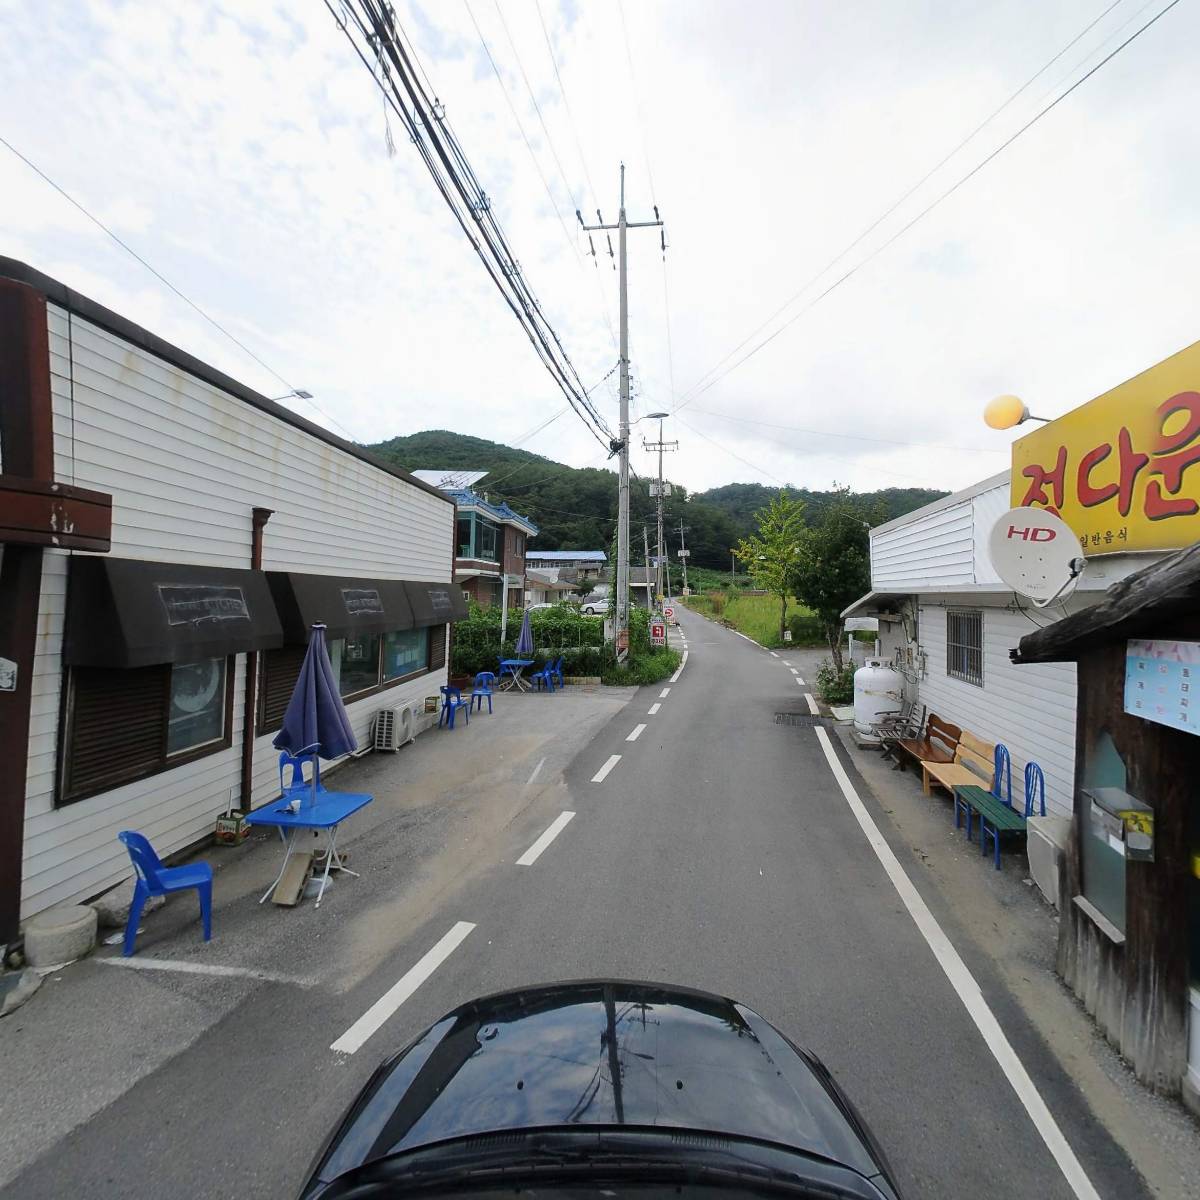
[3,7,1194,1200]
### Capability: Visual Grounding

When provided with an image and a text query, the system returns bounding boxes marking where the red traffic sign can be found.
[650,619,667,647]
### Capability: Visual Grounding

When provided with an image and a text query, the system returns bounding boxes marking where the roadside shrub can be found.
[788,611,824,645]
[450,602,603,677]
[601,647,680,686]
[709,591,726,617]
[815,659,857,705]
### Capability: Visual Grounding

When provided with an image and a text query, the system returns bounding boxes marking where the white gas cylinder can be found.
[853,659,904,735]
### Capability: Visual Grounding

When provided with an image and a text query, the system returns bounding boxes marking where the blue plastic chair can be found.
[438,685,471,729]
[117,831,212,957]
[279,750,323,803]
[550,656,565,689]
[532,661,556,693]
[470,672,496,714]
[1023,761,1046,818]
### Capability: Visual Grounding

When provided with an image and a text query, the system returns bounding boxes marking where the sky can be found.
[1,0,1197,497]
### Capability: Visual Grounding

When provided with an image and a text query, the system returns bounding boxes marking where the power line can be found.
[328,0,614,452]
[684,406,1009,454]
[0,132,357,440]
[615,0,657,204]
[674,0,1177,412]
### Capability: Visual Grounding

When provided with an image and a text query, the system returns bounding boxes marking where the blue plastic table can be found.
[246,790,373,908]
[499,658,535,692]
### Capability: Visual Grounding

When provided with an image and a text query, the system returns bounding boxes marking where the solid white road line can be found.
[669,649,689,683]
[331,921,475,1055]
[813,728,1100,1200]
[627,723,647,742]
[97,958,306,986]
[659,688,671,698]
[525,756,546,787]
[804,692,820,715]
[591,754,622,783]
[647,703,661,715]
[516,811,575,866]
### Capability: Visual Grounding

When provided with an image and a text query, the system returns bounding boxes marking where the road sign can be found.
[649,482,673,497]
[677,549,690,558]
[663,605,676,624]
[650,619,666,647]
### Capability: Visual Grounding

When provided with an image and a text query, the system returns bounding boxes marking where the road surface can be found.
[1,611,1149,1199]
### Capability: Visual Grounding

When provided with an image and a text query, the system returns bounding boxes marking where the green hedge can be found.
[450,602,604,678]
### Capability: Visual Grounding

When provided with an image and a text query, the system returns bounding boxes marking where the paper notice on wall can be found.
[1124,639,1199,737]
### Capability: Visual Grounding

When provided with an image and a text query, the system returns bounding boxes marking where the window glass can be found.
[383,628,429,680]
[337,633,381,696]
[478,520,498,560]
[946,609,983,686]
[456,515,473,558]
[167,659,227,755]
[1081,731,1128,931]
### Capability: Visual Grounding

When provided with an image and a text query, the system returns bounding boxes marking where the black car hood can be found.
[317,980,886,1186]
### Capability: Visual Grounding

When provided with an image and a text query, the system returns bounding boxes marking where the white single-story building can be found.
[0,258,465,941]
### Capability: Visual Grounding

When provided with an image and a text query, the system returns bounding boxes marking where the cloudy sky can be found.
[1,0,1196,496]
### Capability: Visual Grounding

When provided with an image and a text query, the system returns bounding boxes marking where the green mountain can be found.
[365,430,945,570]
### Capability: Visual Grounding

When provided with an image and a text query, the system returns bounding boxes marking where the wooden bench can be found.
[922,730,994,797]
[954,783,1025,869]
[889,714,961,773]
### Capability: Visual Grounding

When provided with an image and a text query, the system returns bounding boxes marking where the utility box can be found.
[1026,815,1070,908]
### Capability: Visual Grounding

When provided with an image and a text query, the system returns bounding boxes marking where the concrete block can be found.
[1027,815,1071,909]
[24,904,97,967]
[89,877,164,930]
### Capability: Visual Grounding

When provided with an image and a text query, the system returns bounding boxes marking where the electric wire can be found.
[0,132,356,439]
[672,0,1183,413]
[328,0,613,452]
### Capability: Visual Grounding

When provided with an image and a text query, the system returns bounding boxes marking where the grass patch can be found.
[682,591,824,648]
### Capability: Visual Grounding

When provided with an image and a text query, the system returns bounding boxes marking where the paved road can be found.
[3,611,1147,1199]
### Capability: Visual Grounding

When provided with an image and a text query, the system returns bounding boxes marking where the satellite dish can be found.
[988,507,1087,607]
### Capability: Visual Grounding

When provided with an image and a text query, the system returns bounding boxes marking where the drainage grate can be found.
[774,712,827,727]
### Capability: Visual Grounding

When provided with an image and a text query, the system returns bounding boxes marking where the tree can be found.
[734,491,807,641]
[789,489,882,670]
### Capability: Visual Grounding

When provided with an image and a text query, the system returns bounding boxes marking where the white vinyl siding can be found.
[22,305,453,921]
[918,601,1076,820]
[871,501,975,590]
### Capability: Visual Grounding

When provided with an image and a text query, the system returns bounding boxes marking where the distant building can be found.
[418,477,538,611]
[525,549,607,582]
[525,569,577,606]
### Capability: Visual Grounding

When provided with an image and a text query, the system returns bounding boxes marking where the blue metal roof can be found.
[447,488,539,536]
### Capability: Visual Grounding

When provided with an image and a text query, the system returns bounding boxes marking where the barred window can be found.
[946,610,983,686]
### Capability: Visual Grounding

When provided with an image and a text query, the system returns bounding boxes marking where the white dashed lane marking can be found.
[516,811,575,866]
[591,754,622,783]
[627,724,647,742]
[647,703,661,715]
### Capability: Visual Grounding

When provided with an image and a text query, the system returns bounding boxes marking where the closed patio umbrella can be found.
[274,624,357,770]
[515,607,534,659]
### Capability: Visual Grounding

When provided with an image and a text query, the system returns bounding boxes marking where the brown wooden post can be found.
[0,281,54,943]
[239,507,273,810]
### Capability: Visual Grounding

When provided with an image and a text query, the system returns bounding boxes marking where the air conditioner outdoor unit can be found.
[373,705,414,752]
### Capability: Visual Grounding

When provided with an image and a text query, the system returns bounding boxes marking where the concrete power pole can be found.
[580,165,662,661]
[642,413,677,609]
[642,526,654,611]
[678,518,690,593]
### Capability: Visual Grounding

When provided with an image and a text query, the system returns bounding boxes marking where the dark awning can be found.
[64,556,283,669]
[405,580,469,627]
[267,572,416,642]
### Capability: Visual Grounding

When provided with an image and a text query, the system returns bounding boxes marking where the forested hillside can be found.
[365,430,945,569]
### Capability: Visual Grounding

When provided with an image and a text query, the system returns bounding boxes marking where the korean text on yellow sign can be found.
[1011,339,1200,553]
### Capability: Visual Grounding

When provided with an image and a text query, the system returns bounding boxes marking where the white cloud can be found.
[1,0,1196,497]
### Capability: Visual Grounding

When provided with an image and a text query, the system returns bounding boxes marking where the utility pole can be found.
[642,412,676,610]
[642,526,654,611]
[678,519,690,593]
[580,165,662,661]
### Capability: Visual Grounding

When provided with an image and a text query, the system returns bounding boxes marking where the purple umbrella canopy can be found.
[273,624,357,761]
[514,607,534,658]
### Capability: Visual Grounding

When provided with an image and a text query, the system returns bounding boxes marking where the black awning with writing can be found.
[405,580,469,627]
[267,572,415,642]
[64,556,283,668]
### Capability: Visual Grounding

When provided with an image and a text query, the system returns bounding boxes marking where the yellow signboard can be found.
[1011,339,1200,553]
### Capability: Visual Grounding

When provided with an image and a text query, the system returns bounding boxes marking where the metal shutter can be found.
[258,645,307,732]
[428,624,447,672]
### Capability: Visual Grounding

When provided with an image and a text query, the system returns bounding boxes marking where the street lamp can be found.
[271,388,313,402]
[983,394,1050,429]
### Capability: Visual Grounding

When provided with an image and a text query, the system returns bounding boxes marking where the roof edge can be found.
[871,470,1010,537]
[0,257,451,507]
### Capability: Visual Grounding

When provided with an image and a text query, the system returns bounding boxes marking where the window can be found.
[383,628,429,681]
[456,515,473,558]
[946,610,983,686]
[167,659,227,755]
[332,632,382,697]
[1081,732,1128,932]
[478,519,498,561]
[258,645,306,732]
[60,658,232,806]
